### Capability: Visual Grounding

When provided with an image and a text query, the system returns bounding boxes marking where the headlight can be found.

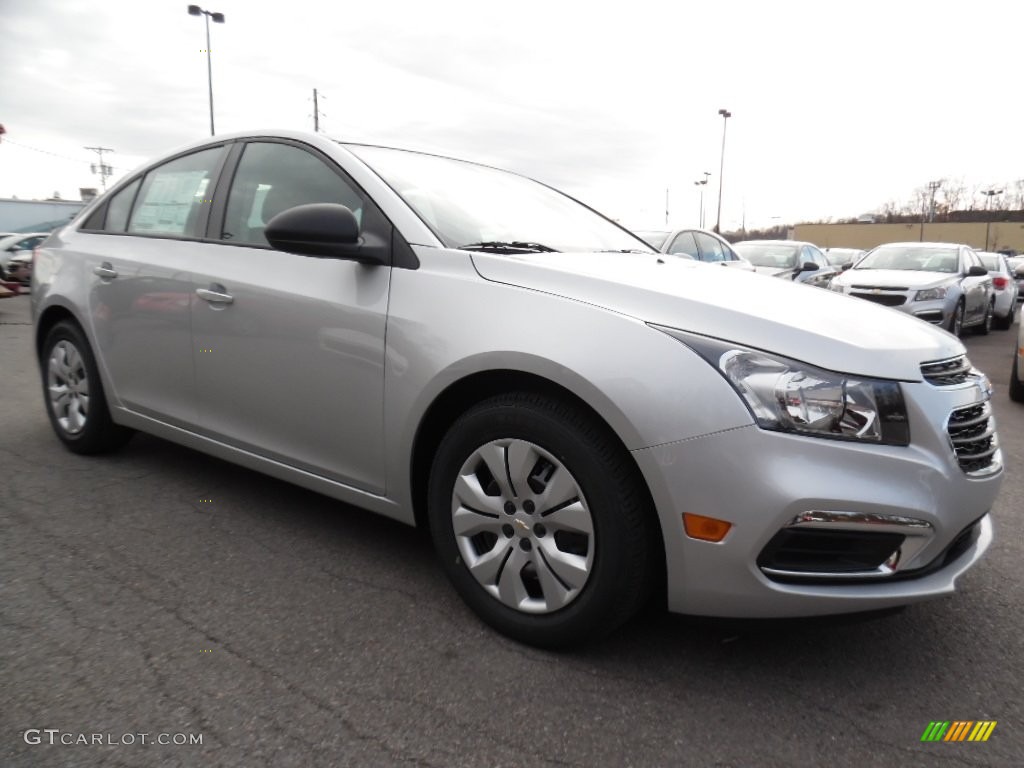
[652,327,910,445]
[914,285,948,301]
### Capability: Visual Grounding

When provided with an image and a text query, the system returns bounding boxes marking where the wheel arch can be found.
[408,369,665,580]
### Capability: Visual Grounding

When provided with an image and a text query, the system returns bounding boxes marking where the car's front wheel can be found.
[41,320,133,454]
[948,301,965,336]
[974,300,993,335]
[427,393,657,648]
[1011,355,1024,403]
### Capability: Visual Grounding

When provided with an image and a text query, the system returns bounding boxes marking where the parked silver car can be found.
[32,130,1002,647]
[831,243,994,336]
[0,232,47,278]
[634,227,754,270]
[732,239,839,288]
[977,251,1019,329]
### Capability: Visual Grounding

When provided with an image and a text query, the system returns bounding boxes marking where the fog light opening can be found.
[683,513,732,543]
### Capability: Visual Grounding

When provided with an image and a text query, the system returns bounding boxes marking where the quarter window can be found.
[104,178,141,232]
[667,231,699,259]
[128,147,225,238]
[694,232,726,262]
[221,142,364,247]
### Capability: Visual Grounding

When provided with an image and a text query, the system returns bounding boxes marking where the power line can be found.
[2,138,93,165]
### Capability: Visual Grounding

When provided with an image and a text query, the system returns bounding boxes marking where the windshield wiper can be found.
[458,241,558,254]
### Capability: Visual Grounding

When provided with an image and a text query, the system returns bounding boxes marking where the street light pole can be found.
[694,179,707,227]
[188,5,225,136]
[714,109,731,234]
[982,188,1003,250]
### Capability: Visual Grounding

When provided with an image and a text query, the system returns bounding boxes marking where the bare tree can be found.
[942,178,966,213]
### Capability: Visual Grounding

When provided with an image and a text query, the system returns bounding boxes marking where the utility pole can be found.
[313,88,320,132]
[84,146,115,190]
[982,188,1003,250]
[927,180,942,222]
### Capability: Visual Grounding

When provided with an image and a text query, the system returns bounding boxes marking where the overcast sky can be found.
[1,0,1022,230]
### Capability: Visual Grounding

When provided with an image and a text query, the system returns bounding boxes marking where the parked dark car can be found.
[733,239,839,288]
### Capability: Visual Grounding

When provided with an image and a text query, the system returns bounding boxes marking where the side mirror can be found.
[265,203,386,264]
[841,263,853,271]
[967,265,988,277]
[799,261,819,272]
[1014,266,1024,278]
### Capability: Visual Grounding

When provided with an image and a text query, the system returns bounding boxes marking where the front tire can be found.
[427,392,657,648]
[1011,355,1024,403]
[974,300,993,335]
[948,301,965,337]
[41,320,133,454]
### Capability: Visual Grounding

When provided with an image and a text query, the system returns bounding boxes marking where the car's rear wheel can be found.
[427,392,656,648]
[1011,355,1024,403]
[993,302,1014,331]
[41,320,133,454]
[948,301,964,336]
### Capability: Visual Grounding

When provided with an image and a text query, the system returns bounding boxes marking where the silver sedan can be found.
[831,242,994,336]
[31,131,1003,647]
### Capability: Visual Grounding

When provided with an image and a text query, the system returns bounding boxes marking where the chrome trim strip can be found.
[787,510,932,533]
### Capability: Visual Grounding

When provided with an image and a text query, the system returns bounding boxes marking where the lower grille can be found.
[947,402,998,474]
[850,292,906,307]
[757,529,905,574]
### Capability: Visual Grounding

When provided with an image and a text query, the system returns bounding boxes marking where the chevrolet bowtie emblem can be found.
[514,518,530,532]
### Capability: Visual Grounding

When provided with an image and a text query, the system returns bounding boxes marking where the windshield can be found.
[346,145,653,254]
[733,243,799,268]
[634,230,669,250]
[854,246,959,273]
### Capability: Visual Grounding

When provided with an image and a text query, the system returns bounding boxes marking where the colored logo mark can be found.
[921,721,996,742]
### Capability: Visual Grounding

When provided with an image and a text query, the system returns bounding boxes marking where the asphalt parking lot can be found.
[1,293,1021,768]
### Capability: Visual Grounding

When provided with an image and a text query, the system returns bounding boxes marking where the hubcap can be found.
[451,438,594,614]
[47,340,89,435]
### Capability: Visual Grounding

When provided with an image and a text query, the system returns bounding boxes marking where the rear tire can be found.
[427,392,657,648]
[993,303,1014,331]
[41,320,133,454]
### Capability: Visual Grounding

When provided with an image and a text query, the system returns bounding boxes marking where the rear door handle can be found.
[93,262,118,279]
[196,284,234,305]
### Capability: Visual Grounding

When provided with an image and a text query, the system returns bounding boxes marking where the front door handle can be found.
[93,262,118,279]
[196,284,234,305]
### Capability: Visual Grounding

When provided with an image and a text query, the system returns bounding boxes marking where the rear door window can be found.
[694,232,726,262]
[128,147,226,238]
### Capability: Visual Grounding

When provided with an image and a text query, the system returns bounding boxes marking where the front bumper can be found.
[843,287,953,325]
[634,379,1001,618]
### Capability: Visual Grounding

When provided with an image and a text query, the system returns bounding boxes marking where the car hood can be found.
[835,269,957,289]
[470,251,962,381]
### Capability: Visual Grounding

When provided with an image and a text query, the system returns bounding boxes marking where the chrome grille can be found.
[946,402,999,475]
[921,355,973,386]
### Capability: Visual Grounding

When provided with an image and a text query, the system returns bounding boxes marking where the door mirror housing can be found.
[1013,265,1024,279]
[966,265,988,277]
[799,261,819,273]
[265,204,386,264]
